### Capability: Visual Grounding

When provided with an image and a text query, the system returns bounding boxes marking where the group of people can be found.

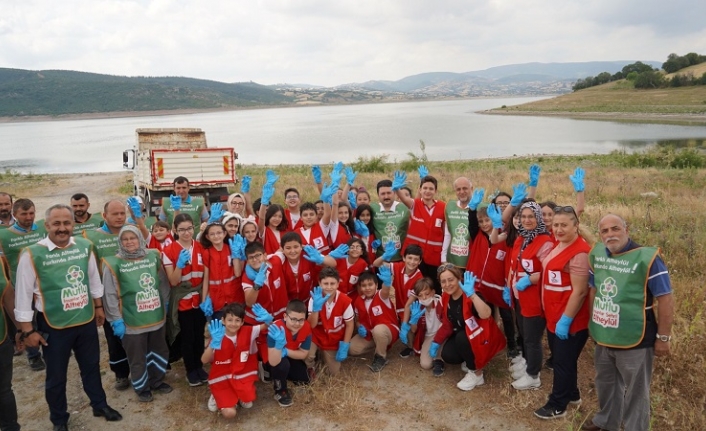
[0,163,673,431]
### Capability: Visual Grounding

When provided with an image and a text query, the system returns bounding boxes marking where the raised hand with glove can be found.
[417,165,429,179]
[169,194,182,211]
[127,196,143,219]
[528,164,541,187]
[240,175,252,193]
[392,170,408,191]
[252,303,274,325]
[329,244,349,259]
[176,248,191,269]
[312,165,322,184]
[487,204,504,229]
[460,271,477,297]
[302,245,325,265]
[309,286,331,312]
[354,219,369,237]
[381,241,397,262]
[510,183,528,207]
[207,203,224,224]
[378,264,393,286]
[228,234,246,260]
[345,166,358,186]
[468,188,485,211]
[267,324,288,358]
[569,167,585,193]
[208,319,226,350]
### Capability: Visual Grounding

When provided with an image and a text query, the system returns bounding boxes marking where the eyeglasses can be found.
[247,252,264,261]
[348,245,362,250]
[495,200,510,206]
[176,226,194,234]
[285,195,299,200]
[553,206,577,217]
[286,313,306,324]
[231,202,245,207]
[437,263,456,274]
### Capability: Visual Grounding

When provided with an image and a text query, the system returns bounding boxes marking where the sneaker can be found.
[28,356,46,371]
[511,367,527,380]
[259,362,271,383]
[197,368,209,383]
[569,397,582,406]
[399,347,413,358]
[432,359,445,377]
[114,377,130,391]
[511,355,526,365]
[512,373,541,390]
[544,357,554,371]
[186,370,203,387]
[509,360,526,373]
[207,394,218,412]
[137,390,153,403]
[239,400,253,409]
[274,390,293,407]
[368,354,389,373]
[534,404,566,420]
[506,347,520,359]
[456,371,485,391]
[461,362,469,373]
[153,382,173,394]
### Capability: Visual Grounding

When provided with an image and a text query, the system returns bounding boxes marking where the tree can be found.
[622,61,654,75]
[634,71,665,89]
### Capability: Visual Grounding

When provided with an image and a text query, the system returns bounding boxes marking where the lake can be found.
[2,97,706,174]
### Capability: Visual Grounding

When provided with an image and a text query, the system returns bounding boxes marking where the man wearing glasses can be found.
[159,176,209,235]
[283,188,303,231]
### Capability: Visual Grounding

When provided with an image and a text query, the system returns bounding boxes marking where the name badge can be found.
[435,218,443,228]
[274,278,281,289]
[314,238,324,249]
[334,316,343,327]
[240,351,249,362]
[522,259,534,273]
[464,316,479,331]
[372,305,383,316]
[495,250,506,261]
[548,271,562,285]
[349,275,359,285]
[197,253,203,266]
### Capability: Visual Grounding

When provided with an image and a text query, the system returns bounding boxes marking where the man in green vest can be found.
[0,260,22,431]
[371,179,409,262]
[442,177,472,269]
[71,193,105,236]
[15,204,122,430]
[0,198,47,371]
[583,214,674,431]
[159,176,209,235]
[0,192,15,229]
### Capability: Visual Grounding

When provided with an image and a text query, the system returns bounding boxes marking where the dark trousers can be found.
[0,338,20,431]
[177,308,206,373]
[103,320,129,379]
[493,305,517,351]
[441,330,476,370]
[6,316,40,360]
[515,300,545,377]
[37,313,108,426]
[270,357,309,393]
[419,262,441,294]
[547,329,588,410]
[121,325,169,393]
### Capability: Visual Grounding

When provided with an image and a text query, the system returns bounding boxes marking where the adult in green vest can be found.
[15,204,122,430]
[0,261,22,431]
[443,177,473,269]
[103,225,172,403]
[371,179,409,262]
[0,192,15,229]
[582,214,674,431]
[0,198,46,371]
[83,199,148,391]
[159,176,209,235]
[71,193,105,236]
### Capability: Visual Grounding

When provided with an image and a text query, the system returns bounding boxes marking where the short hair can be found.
[401,186,413,196]
[173,176,189,186]
[357,271,378,286]
[221,303,245,320]
[13,198,35,213]
[286,299,307,314]
[318,266,340,281]
[280,231,302,248]
[44,203,72,220]
[413,277,436,296]
[420,175,438,190]
[284,188,299,198]
[151,220,170,231]
[244,241,265,256]
[492,192,511,204]
[0,192,12,204]
[314,199,324,206]
[376,179,392,193]
[70,193,89,202]
[403,244,423,258]
[477,206,489,218]
[103,199,123,213]
[437,265,462,281]
[300,202,317,214]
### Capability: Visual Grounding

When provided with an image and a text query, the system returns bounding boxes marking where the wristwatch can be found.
[20,329,36,342]
[656,334,672,342]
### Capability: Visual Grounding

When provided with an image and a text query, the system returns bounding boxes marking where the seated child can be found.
[398,278,444,375]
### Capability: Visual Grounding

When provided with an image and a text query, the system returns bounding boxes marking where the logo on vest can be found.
[61,265,89,311]
[135,273,161,312]
[592,276,620,328]
[382,222,401,251]
[450,223,469,257]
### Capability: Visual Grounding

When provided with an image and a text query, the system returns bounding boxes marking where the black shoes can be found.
[28,356,46,371]
[114,377,130,391]
[53,424,69,431]
[92,406,123,421]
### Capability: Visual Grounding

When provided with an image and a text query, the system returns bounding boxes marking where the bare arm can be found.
[396,190,415,209]
[562,273,589,318]
[257,203,268,236]
[470,294,492,320]
[655,293,674,357]
[343,318,354,343]
[244,287,258,307]
[201,267,210,304]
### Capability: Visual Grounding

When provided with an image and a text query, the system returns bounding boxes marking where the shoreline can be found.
[479,109,706,125]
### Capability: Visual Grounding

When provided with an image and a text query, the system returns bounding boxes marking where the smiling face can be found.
[228,196,246,215]
[439,269,461,297]
[301,209,317,229]
[319,276,339,299]
[45,207,74,247]
[357,208,371,224]
[224,219,240,237]
[337,206,350,223]
[205,224,226,247]
[454,178,472,203]
[222,312,244,336]
[553,213,578,244]
[269,209,284,228]
[378,186,394,207]
[520,208,538,231]
[356,192,370,206]
[242,223,258,243]
[285,311,306,333]
[174,220,194,243]
[282,239,302,262]
[358,277,377,299]
[541,205,554,229]
[347,239,363,259]
[420,181,436,201]
[315,203,324,220]
[152,225,170,241]
[403,253,421,273]
[478,215,493,234]
[120,231,140,253]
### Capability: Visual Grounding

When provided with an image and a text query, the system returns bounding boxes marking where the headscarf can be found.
[517,201,548,251]
[116,225,147,259]
[227,192,246,215]
[239,216,258,236]
[221,211,242,226]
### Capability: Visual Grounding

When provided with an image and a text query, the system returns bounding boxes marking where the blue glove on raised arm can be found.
[309,286,331,313]
[348,191,358,210]
[254,263,268,288]
[381,241,397,262]
[111,319,126,339]
[357,325,367,338]
[378,265,392,286]
[302,245,325,265]
[208,203,224,224]
[176,248,191,269]
[503,286,512,307]
[229,234,246,260]
[329,244,349,260]
[208,319,226,350]
[265,170,280,187]
[319,182,334,205]
[392,171,408,192]
[335,341,350,362]
[267,324,287,350]
[429,341,440,358]
[252,303,274,325]
[460,271,477,297]
[330,162,344,187]
[515,274,532,291]
[399,322,411,346]
[199,297,214,317]
[312,165,322,184]
[487,204,504,229]
[409,301,425,325]
[570,167,585,192]
[169,194,182,211]
[354,219,369,237]
[261,184,275,206]
[468,188,485,211]
[528,164,541,187]
[510,183,528,207]
[371,239,381,250]
[240,175,252,193]
[555,314,574,340]
[127,196,143,219]
[417,165,428,179]
[345,166,358,186]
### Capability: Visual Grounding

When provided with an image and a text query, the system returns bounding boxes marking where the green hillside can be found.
[0,68,294,117]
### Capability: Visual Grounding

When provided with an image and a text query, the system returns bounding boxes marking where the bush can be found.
[633,71,665,89]
[615,147,706,168]
[399,140,429,172]
[351,154,389,173]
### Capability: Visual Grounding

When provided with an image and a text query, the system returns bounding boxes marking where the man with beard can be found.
[370,179,410,262]
[0,193,15,228]
[71,193,105,236]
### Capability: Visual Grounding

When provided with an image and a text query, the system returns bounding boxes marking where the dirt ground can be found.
[8,172,599,431]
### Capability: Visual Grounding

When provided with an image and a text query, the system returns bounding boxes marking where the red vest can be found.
[311,292,352,350]
[542,237,591,333]
[355,232,376,266]
[242,258,288,325]
[467,233,510,309]
[163,240,205,311]
[273,319,313,351]
[203,245,239,311]
[147,233,173,252]
[335,257,368,297]
[509,234,553,318]
[281,258,318,302]
[297,223,330,255]
[262,227,283,256]
[329,222,352,250]
[402,198,446,266]
[353,292,400,345]
[391,261,423,318]
[208,325,259,383]
[284,209,303,232]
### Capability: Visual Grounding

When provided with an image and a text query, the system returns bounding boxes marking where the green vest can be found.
[83,228,120,265]
[0,224,47,285]
[162,196,205,235]
[0,265,8,343]
[445,201,470,267]
[26,237,95,329]
[589,245,659,348]
[102,251,165,329]
[371,202,409,262]
[144,216,157,231]
[73,213,105,236]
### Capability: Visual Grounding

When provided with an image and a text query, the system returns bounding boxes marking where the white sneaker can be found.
[512,373,541,390]
[239,400,253,409]
[510,355,526,365]
[461,362,469,373]
[509,360,526,373]
[207,394,218,412]
[511,367,526,380]
[456,371,485,391]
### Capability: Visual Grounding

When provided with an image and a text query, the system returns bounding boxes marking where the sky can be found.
[1,0,705,87]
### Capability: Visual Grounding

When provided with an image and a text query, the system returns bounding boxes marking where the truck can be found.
[122,128,238,216]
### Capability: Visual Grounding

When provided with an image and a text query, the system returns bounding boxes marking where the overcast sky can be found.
[1,0,704,87]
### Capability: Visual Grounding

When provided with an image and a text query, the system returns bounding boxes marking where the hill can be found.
[0,68,294,117]
[667,62,706,80]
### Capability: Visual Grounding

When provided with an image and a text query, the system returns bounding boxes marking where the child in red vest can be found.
[278,232,336,302]
[398,278,445,375]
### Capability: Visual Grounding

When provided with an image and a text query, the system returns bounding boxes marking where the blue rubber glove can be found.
[399,322,411,345]
[208,319,226,350]
[329,244,349,259]
[267,324,287,350]
[208,203,224,224]
[429,341,440,358]
[169,194,182,211]
[503,287,512,307]
[468,188,485,211]
[320,182,334,205]
[381,241,397,262]
[302,245,325,265]
[460,271,477,297]
[570,167,585,192]
[265,170,279,187]
[245,264,258,281]
[487,204,504,229]
[555,314,574,340]
[309,286,331,313]
[528,164,541,187]
[199,297,214,317]
[371,239,381,250]
[378,265,392,286]
[252,303,274,325]
[354,219,369,237]
[392,170,407,191]
[111,319,126,339]
[330,162,344,187]
[515,275,532,291]
[228,234,246,260]
[127,196,142,219]
[240,175,252,193]
[254,263,268,288]
[417,165,428,179]
[345,166,358,186]
[510,183,528,207]
[348,191,358,210]
[176,248,191,269]
[312,165,322,184]
[409,301,425,325]
[261,184,275,206]
[335,341,350,362]
[357,325,367,338]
